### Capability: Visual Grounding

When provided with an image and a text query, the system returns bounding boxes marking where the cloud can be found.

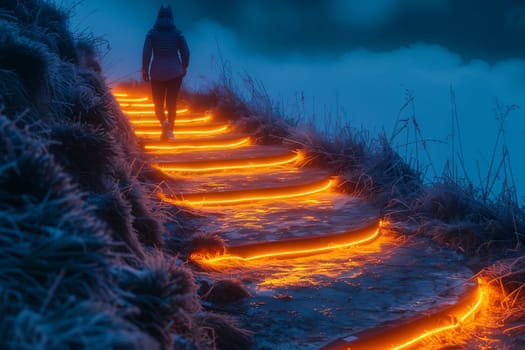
[69,0,525,63]
[116,0,525,64]
[331,0,399,28]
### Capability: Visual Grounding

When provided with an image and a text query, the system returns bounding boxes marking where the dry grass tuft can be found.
[0,300,158,350]
[118,254,200,346]
[196,312,254,350]
[0,1,231,348]
[201,279,252,305]
[188,232,226,257]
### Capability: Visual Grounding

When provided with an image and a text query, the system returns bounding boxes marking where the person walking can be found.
[142,4,189,141]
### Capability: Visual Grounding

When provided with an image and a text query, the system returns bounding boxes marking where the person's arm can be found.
[142,31,153,81]
[179,33,190,75]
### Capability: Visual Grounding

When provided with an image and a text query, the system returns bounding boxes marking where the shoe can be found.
[160,121,169,141]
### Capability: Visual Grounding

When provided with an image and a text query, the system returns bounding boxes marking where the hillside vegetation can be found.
[1,0,524,349]
[0,1,250,349]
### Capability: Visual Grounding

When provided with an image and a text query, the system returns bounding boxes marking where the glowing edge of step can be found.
[154,151,302,172]
[135,125,229,137]
[158,177,334,206]
[144,137,250,152]
[130,115,212,124]
[320,279,484,350]
[123,109,189,115]
[116,97,149,102]
[192,219,381,263]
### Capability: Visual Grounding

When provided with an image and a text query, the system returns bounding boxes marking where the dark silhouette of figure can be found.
[142,4,190,141]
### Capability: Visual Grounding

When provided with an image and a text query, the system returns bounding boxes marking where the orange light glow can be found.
[116,97,149,102]
[120,103,189,109]
[175,113,206,122]
[113,93,128,97]
[392,287,483,350]
[321,279,485,350]
[390,281,484,350]
[134,125,228,137]
[145,137,250,152]
[123,109,189,115]
[119,103,155,107]
[129,120,163,125]
[158,177,334,206]
[193,220,380,264]
[155,151,302,172]
[130,114,212,125]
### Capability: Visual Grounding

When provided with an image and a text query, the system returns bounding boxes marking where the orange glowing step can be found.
[129,114,212,125]
[160,167,329,193]
[152,144,289,161]
[122,108,189,115]
[116,97,149,102]
[191,191,379,253]
[154,149,302,173]
[159,176,334,206]
[119,103,155,107]
[143,135,250,153]
[321,279,484,350]
[118,101,189,107]
[132,121,226,133]
[134,123,229,138]
[193,219,381,263]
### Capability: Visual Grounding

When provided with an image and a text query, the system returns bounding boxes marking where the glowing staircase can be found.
[115,91,484,350]
[117,93,380,256]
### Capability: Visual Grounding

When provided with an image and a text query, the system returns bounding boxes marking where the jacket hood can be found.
[154,4,175,30]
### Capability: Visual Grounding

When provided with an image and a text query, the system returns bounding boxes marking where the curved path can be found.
[116,91,484,350]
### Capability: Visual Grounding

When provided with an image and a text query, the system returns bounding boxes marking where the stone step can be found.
[134,122,231,138]
[141,134,251,153]
[194,193,379,248]
[127,113,212,125]
[159,174,334,206]
[132,121,228,132]
[165,167,330,193]
[152,144,292,161]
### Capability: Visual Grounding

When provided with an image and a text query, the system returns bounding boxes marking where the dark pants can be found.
[151,77,183,131]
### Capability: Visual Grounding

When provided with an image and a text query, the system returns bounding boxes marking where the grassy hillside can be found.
[180,74,524,262]
[2,0,524,348]
[0,1,251,349]
[175,72,525,346]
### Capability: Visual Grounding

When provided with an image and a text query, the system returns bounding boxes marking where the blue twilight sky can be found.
[65,0,525,200]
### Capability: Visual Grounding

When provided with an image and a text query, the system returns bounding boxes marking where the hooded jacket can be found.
[142,4,190,81]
